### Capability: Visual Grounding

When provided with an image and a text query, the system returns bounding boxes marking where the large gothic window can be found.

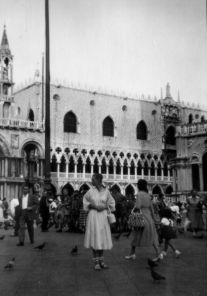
[188,114,193,124]
[64,111,77,133]
[165,126,176,145]
[136,121,147,140]
[103,116,114,137]
[28,109,34,121]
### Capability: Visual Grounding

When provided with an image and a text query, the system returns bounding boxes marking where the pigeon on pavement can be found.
[70,245,78,255]
[34,242,46,250]
[150,266,165,283]
[4,258,15,270]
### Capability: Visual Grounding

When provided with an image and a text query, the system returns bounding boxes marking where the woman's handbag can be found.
[107,207,116,224]
[128,208,145,229]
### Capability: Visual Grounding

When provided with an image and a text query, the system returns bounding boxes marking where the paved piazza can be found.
[0,227,206,296]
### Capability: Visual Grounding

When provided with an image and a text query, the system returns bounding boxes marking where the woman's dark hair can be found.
[137,179,148,193]
[93,173,103,183]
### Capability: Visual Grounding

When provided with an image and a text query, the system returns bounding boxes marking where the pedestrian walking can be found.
[83,173,115,270]
[187,190,204,238]
[17,184,39,246]
[125,179,163,261]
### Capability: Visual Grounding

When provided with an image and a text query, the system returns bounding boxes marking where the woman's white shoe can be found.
[125,254,136,260]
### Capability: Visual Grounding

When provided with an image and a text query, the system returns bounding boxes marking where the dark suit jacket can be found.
[18,194,39,219]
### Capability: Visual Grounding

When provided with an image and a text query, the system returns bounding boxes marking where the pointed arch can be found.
[157,161,162,176]
[130,159,135,175]
[85,156,91,174]
[103,116,114,137]
[101,158,106,174]
[123,159,128,175]
[137,159,142,175]
[116,158,121,175]
[64,111,77,133]
[165,185,173,195]
[109,158,114,174]
[163,162,168,176]
[69,155,75,172]
[144,160,148,176]
[94,157,99,174]
[111,184,121,194]
[152,184,162,195]
[60,155,66,172]
[50,154,57,172]
[150,161,155,176]
[77,156,83,173]
[136,120,147,140]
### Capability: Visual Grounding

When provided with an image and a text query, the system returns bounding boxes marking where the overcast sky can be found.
[0,0,207,106]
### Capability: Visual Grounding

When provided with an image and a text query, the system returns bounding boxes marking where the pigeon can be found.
[4,258,15,270]
[0,235,5,240]
[34,242,46,250]
[70,245,78,255]
[150,267,165,282]
[147,258,158,268]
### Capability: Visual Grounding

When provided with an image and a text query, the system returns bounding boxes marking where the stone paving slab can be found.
[0,227,206,296]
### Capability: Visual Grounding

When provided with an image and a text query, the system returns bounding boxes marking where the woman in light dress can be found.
[125,179,163,261]
[83,173,115,270]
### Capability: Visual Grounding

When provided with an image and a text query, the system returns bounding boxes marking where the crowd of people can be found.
[1,175,207,270]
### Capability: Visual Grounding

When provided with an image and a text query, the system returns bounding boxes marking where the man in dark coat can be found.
[17,184,39,246]
[39,189,50,232]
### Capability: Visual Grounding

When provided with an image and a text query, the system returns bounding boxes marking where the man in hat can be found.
[17,184,39,246]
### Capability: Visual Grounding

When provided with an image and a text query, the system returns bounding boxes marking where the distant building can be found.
[0,27,207,201]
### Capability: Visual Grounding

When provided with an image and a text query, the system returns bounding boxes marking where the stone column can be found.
[128,166,130,180]
[114,165,116,180]
[74,161,77,179]
[83,163,86,180]
[155,168,157,181]
[135,165,137,181]
[106,165,109,179]
[161,168,164,181]
[66,161,69,179]
[121,165,123,180]
[199,164,203,191]
[57,162,60,179]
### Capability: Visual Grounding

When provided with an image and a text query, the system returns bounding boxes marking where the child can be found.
[160,209,181,258]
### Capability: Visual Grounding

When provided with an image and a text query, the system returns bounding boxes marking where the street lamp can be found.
[44,0,51,191]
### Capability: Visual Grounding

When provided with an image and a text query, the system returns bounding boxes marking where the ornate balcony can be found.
[0,118,44,131]
[50,172,174,184]
[176,122,207,137]
[0,95,14,103]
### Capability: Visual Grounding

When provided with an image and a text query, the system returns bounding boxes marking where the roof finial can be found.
[166,82,171,98]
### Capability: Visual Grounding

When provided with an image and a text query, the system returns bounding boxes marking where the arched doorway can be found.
[22,143,41,181]
[152,184,162,195]
[111,184,121,194]
[192,163,200,191]
[165,185,173,195]
[202,153,207,191]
